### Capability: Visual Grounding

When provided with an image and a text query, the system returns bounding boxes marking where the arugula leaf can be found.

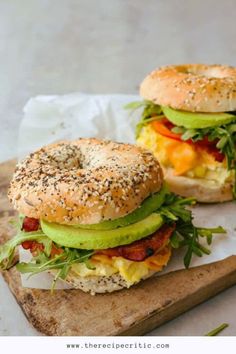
[0,229,52,270]
[205,323,229,336]
[1,217,94,289]
[124,101,148,110]
[17,248,93,281]
[159,192,226,268]
[0,215,94,289]
[125,100,163,138]
[16,246,93,291]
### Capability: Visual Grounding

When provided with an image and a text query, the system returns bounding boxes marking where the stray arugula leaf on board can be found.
[205,323,229,336]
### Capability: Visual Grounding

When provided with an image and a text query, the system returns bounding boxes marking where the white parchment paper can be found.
[18,93,236,289]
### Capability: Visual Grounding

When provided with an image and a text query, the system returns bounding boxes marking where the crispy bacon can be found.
[21,241,63,258]
[21,240,44,256]
[97,224,175,262]
[50,244,64,257]
[196,139,224,162]
[22,217,40,232]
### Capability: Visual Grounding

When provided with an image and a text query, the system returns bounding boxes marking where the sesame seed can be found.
[9,139,162,224]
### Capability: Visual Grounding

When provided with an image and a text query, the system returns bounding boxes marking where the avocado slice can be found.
[162,106,236,129]
[73,186,167,230]
[41,213,164,250]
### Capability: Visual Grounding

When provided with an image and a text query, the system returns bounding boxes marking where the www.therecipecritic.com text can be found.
[66,342,170,350]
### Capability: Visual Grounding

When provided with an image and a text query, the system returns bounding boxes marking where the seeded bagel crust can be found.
[66,273,132,294]
[140,64,236,112]
[58,269,157,295]
[8,138,163,225]
[164,167,233,203]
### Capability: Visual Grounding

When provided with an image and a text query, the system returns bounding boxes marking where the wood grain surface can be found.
[1,159,236,336]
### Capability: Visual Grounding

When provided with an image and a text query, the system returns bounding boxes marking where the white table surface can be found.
[0,0,236,336]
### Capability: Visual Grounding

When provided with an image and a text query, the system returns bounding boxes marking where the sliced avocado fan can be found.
[162,106,236,129]
[41,213,163,250]
[72,186,167,230]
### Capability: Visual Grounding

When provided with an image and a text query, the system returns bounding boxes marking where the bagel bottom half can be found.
[61,270,156,295]
[164,167,233,203]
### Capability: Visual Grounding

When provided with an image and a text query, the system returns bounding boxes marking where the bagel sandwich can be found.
[0,138,224,294]
[127,64,236,202]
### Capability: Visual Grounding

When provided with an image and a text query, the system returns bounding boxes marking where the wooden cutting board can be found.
[1,159,236,336]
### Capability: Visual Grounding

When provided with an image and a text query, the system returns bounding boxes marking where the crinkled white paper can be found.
[18,93,236,289]
[18,93,139,159]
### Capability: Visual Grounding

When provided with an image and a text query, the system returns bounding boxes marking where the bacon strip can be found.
[196,139,224,162]
[21,241,63,258]
[97,223,175,262]
[22,240,44,253]
[22,217,40,232]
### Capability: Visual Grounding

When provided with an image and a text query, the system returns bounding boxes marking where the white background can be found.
[0,0,236,336]
[0,337,236,354]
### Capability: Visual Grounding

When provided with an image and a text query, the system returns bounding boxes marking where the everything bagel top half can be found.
[134,64,236,202]
[8,139,162,225]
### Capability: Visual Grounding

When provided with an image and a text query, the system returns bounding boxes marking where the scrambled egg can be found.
[71,246,171,285]
[137,124,233,185]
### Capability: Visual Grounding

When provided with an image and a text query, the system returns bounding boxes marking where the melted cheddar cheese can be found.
[137,124,233,184]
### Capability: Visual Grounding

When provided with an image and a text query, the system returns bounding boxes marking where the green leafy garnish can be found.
[205,323,229,336]
[125,100,163,138]
[0,221,93,289]
[159,192,226,268]
[16,247,93,292]
[124,101,148,110]
[0,229,52,270]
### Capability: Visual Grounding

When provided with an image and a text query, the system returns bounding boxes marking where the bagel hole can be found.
[43,144,83,170]
[180,66,228,79]
[50,156,83,170]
